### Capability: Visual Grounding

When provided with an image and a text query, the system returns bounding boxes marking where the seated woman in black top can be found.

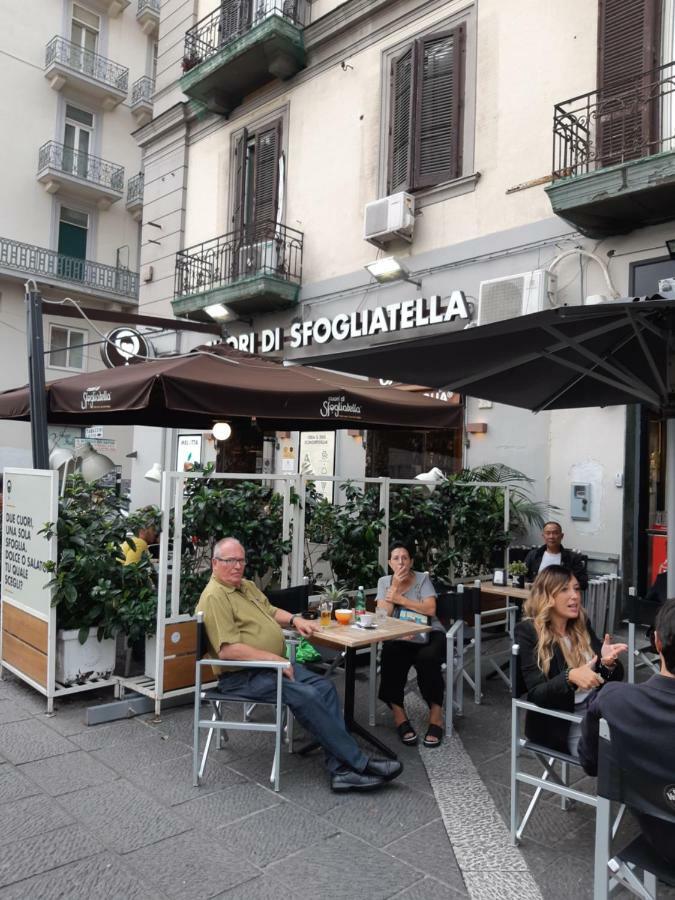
[514,565,626,755]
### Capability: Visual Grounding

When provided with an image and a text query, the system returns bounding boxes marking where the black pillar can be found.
[25,283,49,469]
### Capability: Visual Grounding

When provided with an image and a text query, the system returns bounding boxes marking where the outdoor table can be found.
[308,616,431,759]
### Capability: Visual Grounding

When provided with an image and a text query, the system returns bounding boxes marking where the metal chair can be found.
[473,584,519,704]
[192,612,297,792]
[510,643,604,844]
[594,718,675,900]
[626,587,660,684]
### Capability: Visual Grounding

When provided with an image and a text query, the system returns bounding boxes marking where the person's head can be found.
[388,541,414,577]
[655,597,675,676]
[542,521,564,552]
[138,524,158,545]
[212,537,246,588]
[524,565,590,675]
[130,506,161,545]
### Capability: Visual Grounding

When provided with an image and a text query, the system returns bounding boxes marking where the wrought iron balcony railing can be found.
[127,172,144,205]
[0,236,138,300]
[45,36,129,92]
[552,61,675,180]
[131,75,154,105]
[183,0,304,71]
[174,221,303,299]
[138,0,160,13]
[38,141,125,194]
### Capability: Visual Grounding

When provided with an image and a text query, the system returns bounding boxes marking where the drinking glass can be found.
[320,600,333,627]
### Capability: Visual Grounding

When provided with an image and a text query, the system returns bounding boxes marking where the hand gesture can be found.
[600,634,628,667]
[568,656,604,691]
[294,617,318,637]
[385,584,397,604]
[282,663,295,681]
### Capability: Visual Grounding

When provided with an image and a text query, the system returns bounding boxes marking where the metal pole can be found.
[25,280,49,469]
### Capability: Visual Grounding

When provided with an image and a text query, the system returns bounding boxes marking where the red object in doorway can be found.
[648,525,667,584]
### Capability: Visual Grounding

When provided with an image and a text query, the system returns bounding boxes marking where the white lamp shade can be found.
[144,462,162,483]
[415,466,445,484]
[77,442,116,483]
[49,447,74,473]
[212,422,232,442]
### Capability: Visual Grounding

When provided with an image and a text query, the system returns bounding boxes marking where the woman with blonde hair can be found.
[514,565,626,755]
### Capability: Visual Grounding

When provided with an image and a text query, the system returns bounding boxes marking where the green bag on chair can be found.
[288,638,322,664]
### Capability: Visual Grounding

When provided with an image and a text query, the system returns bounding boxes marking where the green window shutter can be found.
[232,127,248,233]
[388,47,414,193]
[252,119,282,235]
[413,26,465,189]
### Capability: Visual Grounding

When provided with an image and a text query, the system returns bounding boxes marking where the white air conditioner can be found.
[477,269,558,326]
[237,240,283,277]
[364,192,415,246]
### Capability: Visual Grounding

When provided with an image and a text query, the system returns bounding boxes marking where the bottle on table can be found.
[354,585,366,620]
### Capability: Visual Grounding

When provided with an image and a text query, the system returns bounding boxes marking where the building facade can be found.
[135,0,675,587]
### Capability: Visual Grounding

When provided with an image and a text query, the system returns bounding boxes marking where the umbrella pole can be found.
[25,280,49,469]
[667,418,675,599]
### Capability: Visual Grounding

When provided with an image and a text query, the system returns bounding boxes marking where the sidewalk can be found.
[0,662,671,900]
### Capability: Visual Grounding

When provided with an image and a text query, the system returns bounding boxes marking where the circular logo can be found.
[665,784,675,810]
[100,328,153,368]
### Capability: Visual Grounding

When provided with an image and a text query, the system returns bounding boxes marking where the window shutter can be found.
[232,127,247,234]
[413,26,465,189]
[388,47,414,193]
[596,0,660,167]
[252,119,281,237]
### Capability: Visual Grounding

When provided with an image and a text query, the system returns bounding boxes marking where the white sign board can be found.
[2,470,57,619]
[177,434,202,470]
[299,432,335,502]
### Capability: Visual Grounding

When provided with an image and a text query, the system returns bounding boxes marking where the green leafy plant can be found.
[318,583,350,606]
[508,560,528,577]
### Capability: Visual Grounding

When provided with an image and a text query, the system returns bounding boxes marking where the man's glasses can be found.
[214,557,246,566]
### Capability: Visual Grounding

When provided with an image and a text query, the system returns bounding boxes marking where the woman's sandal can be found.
[423,724,443,747]
[396,720,418,745]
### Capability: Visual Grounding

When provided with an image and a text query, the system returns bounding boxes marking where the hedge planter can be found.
[55,629,116,685]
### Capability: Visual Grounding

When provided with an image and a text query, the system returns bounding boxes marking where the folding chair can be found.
[510,643,604,844]
[193,612,297,792]
[626,587,660,684]
[594,718,675,900]
[474,586,518,704]
[435,587,480,735]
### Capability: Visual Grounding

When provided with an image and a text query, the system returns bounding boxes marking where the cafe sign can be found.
[226,292,471,355]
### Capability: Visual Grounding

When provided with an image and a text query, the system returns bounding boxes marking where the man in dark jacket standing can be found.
[578,598,675,866]
[525,521,588,589]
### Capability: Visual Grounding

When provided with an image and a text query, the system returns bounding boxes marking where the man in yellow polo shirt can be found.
[196,536,403,792]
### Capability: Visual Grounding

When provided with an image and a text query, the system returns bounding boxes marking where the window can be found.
[48,325,86,370]
[232,119,283,234]
[57,206,89,281]
[63,105,94,179]
[71,4,100,53]
[387,26,466,194]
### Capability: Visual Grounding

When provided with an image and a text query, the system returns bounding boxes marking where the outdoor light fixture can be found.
[666,239,675,260]
[77,442,116,483]
[204,303,231,321]
[414,466,446,493]
[144,462,162,483]
[212,422,232,442]
[364,256,421,289]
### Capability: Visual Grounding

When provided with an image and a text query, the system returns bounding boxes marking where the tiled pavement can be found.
[0,654,672,900]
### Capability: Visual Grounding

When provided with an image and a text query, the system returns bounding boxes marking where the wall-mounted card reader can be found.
[571,482,591,520]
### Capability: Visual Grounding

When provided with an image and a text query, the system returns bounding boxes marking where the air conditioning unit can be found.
[477,269,557,326]
[364,192,415,246]
[237,240,283,277]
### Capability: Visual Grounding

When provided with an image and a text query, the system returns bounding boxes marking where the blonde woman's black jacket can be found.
[514,619,623,754]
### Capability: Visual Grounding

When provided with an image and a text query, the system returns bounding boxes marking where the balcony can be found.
[45,36,128,110]
[173,221,303,319]
[126,172,144,221]
[0,236,138,302]
[37,141,124,210]
[546,61,675,238]
[181,0,306,116]
[137,0,160,35]
[131,75,154,126]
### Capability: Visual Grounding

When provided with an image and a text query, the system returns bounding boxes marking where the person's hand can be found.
[282,663,294,681]
[385,585,397,604]
[294,616,318,637]
[568,656,604,691]
[600,634,628,668]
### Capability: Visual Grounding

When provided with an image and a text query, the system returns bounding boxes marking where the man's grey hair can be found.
[213,536,243,559]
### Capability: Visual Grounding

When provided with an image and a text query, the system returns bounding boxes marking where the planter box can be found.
[55,628,116,685]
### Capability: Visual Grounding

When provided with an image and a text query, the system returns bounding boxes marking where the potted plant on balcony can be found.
[181,49,202,72]
[508,560,528,589]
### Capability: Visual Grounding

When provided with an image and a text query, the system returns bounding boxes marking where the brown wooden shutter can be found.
[413,25,465,189]
[251,119,281,237]
[596,0,660,167]
[388,47,414,193]
[231,127,247,234]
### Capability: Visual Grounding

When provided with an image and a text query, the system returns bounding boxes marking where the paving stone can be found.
[385,820,468,894]
[145,706,254,758]
[0,852,163,900]
[0,701,31,725]
[70,718,155,751]
[0,794,74,846]
[227,746,300,783]
[0,679,50,713]
[125,830,259,899]
[0,765,42,803]
[393,877,470,900]
[58,781,191,853]
[125,753,246,806]
[267,832,421,899]
[90,730,191,773]
[216,801,339,867]
[394,751,436,796]
[0,823,102,887]
[213,874,293,900]
[464,870,546,900]
[18,750,118,796]
[531,853,594,900]
[175,782,281,829]
[41,703,93,736]
[273,756,353,815]
[0,718,77,764]
[321,782,441,848]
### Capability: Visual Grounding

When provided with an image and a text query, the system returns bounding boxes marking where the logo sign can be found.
[100,327,152,368]
[320,395,362,420]
[81,387,112,411]
[665,785,675,810]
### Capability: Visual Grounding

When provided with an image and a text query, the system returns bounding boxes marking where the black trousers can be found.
[378,630,446,709]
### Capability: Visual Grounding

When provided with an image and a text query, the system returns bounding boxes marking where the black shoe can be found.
[364,758,404,782]
[330,769,385,792]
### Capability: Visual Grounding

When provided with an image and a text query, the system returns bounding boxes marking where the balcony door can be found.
[70,4,100,76]
[63,104,93,181]
[57,207,89,281]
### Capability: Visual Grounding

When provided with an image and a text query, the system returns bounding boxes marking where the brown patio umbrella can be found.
[0,341,460,431]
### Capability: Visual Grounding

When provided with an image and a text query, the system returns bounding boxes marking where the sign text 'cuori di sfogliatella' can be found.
[224,292,472,355]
